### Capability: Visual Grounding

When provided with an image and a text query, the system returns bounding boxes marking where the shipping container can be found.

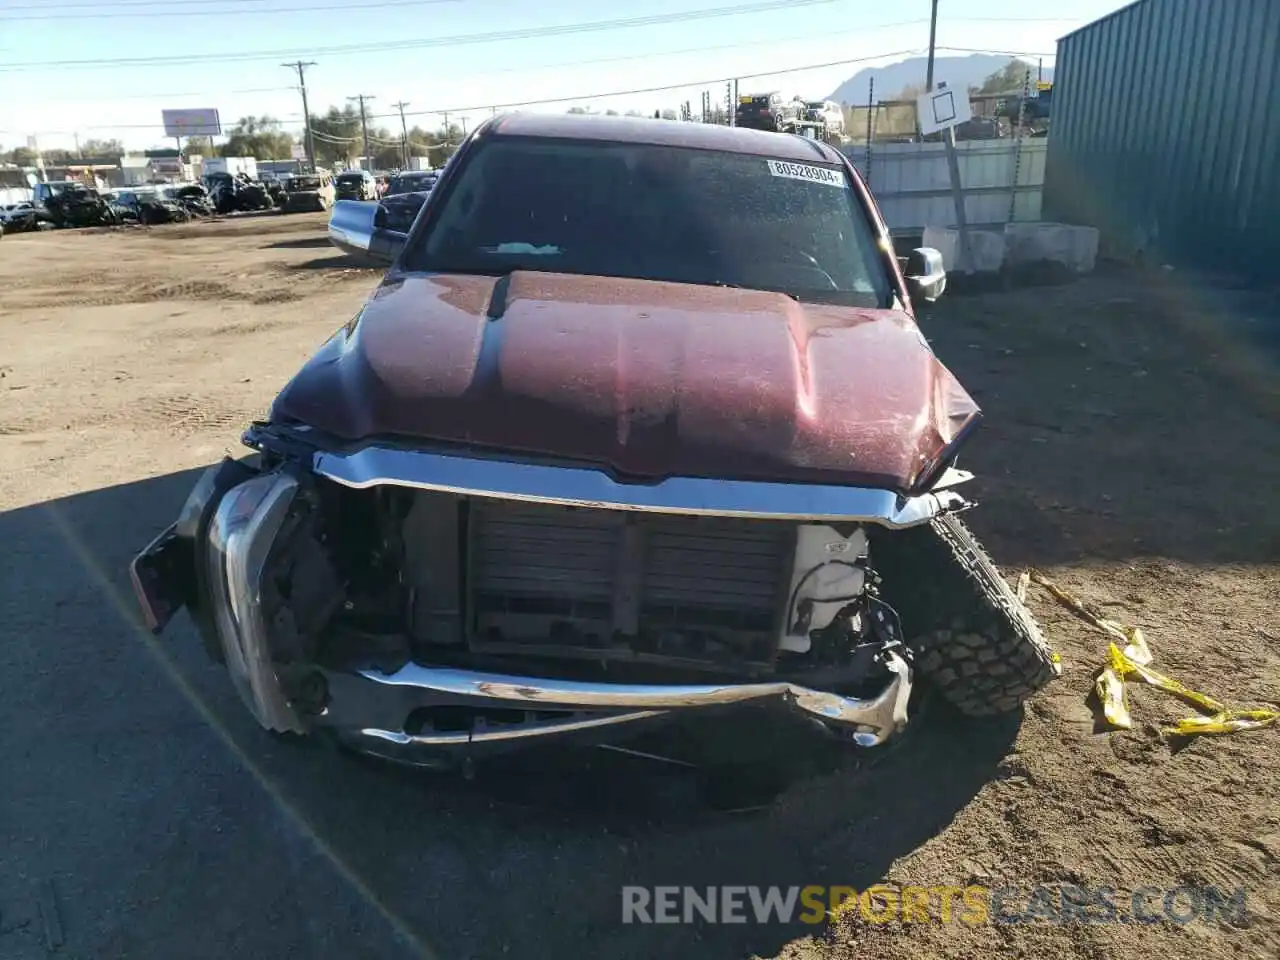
[1042,0,1280,277]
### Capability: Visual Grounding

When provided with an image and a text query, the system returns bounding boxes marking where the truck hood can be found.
[269,272,980,492]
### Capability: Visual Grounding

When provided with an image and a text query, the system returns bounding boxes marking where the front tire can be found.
[871,513,1060,716]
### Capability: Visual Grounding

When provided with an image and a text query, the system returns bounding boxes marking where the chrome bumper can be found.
[203,466,915,758]
[320,654,912,763]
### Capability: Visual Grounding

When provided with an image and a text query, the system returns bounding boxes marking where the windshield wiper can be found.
[711,280,799,300]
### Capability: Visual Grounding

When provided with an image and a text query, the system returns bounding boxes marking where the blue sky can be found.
[1,0,1129,150]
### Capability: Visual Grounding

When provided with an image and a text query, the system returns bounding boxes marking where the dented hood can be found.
[270,271,980,493]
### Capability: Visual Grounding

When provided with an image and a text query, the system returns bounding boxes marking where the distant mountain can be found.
[827,54,1053,105]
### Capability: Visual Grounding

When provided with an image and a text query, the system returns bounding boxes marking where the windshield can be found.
[337,174,364,183]
[387,174,435,195]
[411,137,893,308]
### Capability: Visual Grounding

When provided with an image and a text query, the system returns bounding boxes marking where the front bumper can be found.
[321,654,912,765]
[135,459,923,764]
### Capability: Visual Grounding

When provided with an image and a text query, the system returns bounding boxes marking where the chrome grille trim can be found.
[312,445,968,528]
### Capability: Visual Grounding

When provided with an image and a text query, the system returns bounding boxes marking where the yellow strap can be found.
[1028,570,1278,737]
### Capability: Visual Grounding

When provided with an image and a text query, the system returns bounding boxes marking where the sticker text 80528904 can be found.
[765,160,847,189]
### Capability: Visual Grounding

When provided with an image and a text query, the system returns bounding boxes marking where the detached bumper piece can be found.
[205,469,913,762]
[321,656,912,765]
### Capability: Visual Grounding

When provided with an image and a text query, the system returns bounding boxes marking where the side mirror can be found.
[903,246,947,302]
[327,199,406,267]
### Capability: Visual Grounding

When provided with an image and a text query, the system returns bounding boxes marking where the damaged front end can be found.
[132,429,975,767]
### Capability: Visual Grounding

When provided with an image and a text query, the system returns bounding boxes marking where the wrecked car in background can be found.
[166,183,217,218]
[36,181,120,228]
[280,172,336,213]
[132,114,1060,771]
[205,171,274,214]
[108,188,191,225]
[0,201,44,234]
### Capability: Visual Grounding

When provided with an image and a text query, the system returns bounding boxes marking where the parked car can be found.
[0,201,42,233]
[205,172,274,214]
[804,100,846,139]
[335,170,378,201]
[734,91,805,131]
[35,181,119,228]
[383,170,438,197]
[131,113,1059,771]
[109,188,190,224]
[280,172,336,212]
[164,183,217,217]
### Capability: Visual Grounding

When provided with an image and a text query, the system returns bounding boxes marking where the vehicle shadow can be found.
[289,253,382,272]
[266,236,333,250]
[0,467,1016,960]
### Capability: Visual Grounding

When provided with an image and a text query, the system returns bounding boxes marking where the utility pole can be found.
[393,100,410,169]
[442,111,450,139]
[460,117,468,137]
[348,94,375,169]
[282,60,317,172]
[925,0,939,92]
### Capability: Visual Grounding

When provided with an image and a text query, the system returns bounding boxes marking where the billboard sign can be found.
[161,108,222,138]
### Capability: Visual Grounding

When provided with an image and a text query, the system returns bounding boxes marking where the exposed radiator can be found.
[468,500,794,657]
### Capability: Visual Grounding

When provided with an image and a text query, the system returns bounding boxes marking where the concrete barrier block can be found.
[921,226,1005,273]
[1003,222,1099,273]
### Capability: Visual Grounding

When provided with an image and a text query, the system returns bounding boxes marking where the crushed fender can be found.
[1023,569,1278,737]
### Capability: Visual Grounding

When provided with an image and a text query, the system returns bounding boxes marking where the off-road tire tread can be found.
[872,513,1060,716]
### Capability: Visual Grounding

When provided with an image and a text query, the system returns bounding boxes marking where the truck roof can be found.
[486,112,844,164]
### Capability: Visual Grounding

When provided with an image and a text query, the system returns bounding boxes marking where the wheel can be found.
[870,512,1060,716]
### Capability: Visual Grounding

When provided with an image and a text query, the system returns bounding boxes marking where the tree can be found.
[659,109,678,121]
[974,59,1034,96]
[307,105,362,165]
[6,146,37,166]
[79,138,124,157]
[221,115,294,160]
[182,136,215,159]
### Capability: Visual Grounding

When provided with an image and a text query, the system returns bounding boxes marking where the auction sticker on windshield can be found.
[765,160,847,188]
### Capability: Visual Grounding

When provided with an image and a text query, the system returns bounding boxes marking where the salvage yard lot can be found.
[1,216,1277,960]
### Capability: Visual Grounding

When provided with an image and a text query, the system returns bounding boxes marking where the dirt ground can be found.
[0,216,1276,960]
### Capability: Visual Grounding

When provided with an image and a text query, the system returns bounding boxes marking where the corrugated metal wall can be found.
[1043,0,1280,276]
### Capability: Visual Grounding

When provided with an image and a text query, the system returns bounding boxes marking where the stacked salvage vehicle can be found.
[205,171,275,214]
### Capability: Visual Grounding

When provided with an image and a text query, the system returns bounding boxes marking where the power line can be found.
[937,45,1057,58]
[7,0,307,8]
[16,86,298,104]
[0,0,847,70]
[1,0,463,23]
[361,48,929,123]
[5,47,926,135]
[5,41,1064,137]
[16,22,930,106]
